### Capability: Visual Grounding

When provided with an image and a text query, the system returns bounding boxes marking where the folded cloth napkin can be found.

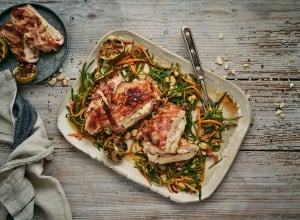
[0,70,72,220]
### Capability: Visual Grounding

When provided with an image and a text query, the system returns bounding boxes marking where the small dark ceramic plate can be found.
[0,3,68,84]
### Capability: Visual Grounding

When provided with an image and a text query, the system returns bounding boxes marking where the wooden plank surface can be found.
[0,0,299,219]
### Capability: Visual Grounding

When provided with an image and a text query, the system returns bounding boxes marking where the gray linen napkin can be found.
[0,70,72,220]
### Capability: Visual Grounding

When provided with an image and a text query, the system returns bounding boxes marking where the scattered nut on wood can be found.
[48,77,57,86]
[279,102,286,108]
[289,82,295,88]
[224,62,229,70]
[242,63,250,68]
[62,79,68,87]
[57,73,66,81]
[216,56,223,65]
[218,33,224,40]
[275,109,283,115]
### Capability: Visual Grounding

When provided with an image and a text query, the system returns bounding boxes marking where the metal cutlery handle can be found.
[181,26,213,111]
[181,26,204,81]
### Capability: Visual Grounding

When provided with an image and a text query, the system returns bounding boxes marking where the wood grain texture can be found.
[1,0,299,219]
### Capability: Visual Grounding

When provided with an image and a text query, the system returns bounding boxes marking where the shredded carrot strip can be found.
[208,130,217,138]
[68,133,83,140]
[71,107,87,117]
[116,58,146,66]
[69,101,75,115]
[140,46,154,66]
[129,64,136,74]
[201,119,223,126]
[181,75,198,87]
[96,59,101,73]
[176,176,193,181]
[197,106,202,127]
[184,183,199,192]
[184,85,203,100]
[143,174,152,186]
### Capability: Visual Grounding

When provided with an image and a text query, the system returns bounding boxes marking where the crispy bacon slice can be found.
[0,22,39,63]
[10,4,64,52]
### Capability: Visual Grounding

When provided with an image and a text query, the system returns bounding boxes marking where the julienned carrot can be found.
[143,174,152,186]
[181,75,198,87]
[201,119,223,126]
[184,182,199,192]
[116,58,146,66]
[71,107,87,117]
[185,85,203,100]
[129,63,136,74]
[69,100,75,115]
[197,106,202,127]
[68,132,83,140]
[140,46,154,66]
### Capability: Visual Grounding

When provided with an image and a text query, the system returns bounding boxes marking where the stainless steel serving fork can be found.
[181,26,213,111]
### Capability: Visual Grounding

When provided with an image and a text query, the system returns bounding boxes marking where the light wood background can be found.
[1,0,299,219]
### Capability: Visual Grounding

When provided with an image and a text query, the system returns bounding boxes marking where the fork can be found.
[181,26,213,111]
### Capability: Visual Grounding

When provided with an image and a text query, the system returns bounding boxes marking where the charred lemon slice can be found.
[99,36,125,61]
[0,37,8,63]
[103,135,128,162]
[13,63,38,83]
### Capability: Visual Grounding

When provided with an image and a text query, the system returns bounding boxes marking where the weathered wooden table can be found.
[1,0,299,219]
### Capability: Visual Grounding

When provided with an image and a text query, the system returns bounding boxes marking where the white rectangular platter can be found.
[57,29,251,203]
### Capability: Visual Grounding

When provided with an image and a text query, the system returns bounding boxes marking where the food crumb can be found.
[216,56,223,65]
[218,33,224,40]
[224,62,229,70]
[289,82,295,88]
[275,109,283,115]
[77,59,82,65]
[242,63,250,68]
[279,102,285,108]
[57,73,66,81]
[62,79,68,87]
[48,77,57,86]
[274,102,286,119]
